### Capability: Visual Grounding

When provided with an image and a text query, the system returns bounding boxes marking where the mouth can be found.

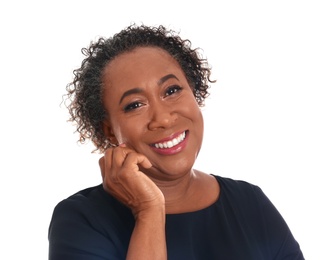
[150,130,188,152]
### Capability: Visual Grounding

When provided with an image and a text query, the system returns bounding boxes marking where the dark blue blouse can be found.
[48,175,304,259]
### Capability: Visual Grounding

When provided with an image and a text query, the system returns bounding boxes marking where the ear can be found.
[102,120,119,146]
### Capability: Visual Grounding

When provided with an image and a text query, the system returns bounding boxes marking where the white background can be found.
[1,0,325,259]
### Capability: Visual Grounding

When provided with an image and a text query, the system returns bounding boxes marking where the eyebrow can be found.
[158,74,179,85]
[119,74,179,104]
[119,88,143,104]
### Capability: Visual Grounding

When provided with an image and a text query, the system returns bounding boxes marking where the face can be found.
[101,47,204,180]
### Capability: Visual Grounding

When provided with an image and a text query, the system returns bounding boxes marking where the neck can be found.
[150,169,198,213]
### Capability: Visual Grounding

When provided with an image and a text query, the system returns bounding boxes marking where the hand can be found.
[99,145,165,217]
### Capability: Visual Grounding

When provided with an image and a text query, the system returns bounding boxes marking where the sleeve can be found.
[48,197,126,260]
[253,186,305,260]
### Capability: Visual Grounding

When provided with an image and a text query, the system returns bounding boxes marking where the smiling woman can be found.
[101,47,203,165]
[48,24,305,260]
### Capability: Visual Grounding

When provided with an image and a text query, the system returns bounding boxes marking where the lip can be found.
[150,130,189,155]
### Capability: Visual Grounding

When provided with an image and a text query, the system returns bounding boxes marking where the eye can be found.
[123,101,143,112]
[165,85,182,97]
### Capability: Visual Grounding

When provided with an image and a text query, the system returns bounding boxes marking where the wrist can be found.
[134,203,165,222]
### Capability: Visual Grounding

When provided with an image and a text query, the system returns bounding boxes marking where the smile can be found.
[153,131,186,149]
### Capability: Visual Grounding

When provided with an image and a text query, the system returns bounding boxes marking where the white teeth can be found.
[154,132,186,149]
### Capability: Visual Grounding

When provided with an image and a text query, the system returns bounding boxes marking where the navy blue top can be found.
[48,175,304,259]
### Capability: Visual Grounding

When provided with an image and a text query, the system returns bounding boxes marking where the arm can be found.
[253,186,305,260]
[127,205,166,260]
[100,145,167,260]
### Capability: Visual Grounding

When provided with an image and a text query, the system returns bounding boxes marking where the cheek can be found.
[193,111,204,139]
[183,99,203,121]
[185,101,204,137]
[112,120,144,146]
[109,116,129,145]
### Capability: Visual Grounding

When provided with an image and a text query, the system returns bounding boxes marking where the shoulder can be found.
[211,174,274,212]
[52,185,103,213]
[48,185,133,259]
[210,175,304,259]
[49,183,134,226]
[211,174,281,226]
[212,174,264,197]
[50,184,131,223]
[49,185,105,231]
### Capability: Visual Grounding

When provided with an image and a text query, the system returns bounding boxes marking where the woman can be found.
[49,24,304,259]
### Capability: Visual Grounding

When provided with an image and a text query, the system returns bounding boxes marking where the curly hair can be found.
[65,24,214,153]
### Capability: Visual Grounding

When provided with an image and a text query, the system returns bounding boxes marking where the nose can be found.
[148,102,178,130]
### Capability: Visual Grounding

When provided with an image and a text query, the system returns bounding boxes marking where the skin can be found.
[99,46,220,260]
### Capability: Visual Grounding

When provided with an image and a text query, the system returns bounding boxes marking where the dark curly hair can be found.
[65,24,214,153]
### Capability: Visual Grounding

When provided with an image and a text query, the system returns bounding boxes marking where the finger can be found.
[102,146,152,185]
[122,152,152,170]
[111,146,134,170]
[110,145,148,170]
[118,143,152,169]
[137,154,152,169]
[102,146,134,183]
[101,148,115,181]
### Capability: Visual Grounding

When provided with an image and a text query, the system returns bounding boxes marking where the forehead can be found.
[110,46,176,66]
[102,46,183,84]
